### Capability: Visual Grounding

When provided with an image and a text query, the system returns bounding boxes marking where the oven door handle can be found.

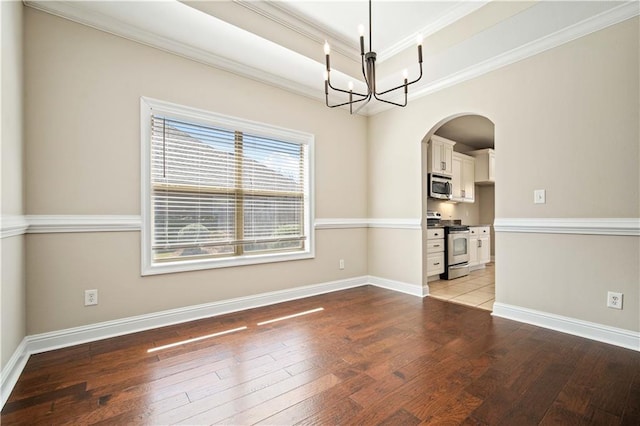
[448,230,470,234]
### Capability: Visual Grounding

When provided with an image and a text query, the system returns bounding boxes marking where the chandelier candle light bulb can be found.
[323,0,424,114]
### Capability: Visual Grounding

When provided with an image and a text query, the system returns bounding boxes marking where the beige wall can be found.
[477,185,495,256]
[25,229,367,333]
[8,5,640,344]
[1,0,27,370]
[368,18,639,331]
[1,0,23,215]
[23,9,368,334]
[497,232,639,330]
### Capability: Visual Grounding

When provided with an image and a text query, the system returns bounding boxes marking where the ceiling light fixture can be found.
[323,0,423,114]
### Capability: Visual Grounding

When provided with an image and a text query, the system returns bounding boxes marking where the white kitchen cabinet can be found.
[425,228,445,277]
[468,148,495,184]
[451,152,475,203]
[469,226,491,269]
[427,135,455,177]
[426,253,445,276]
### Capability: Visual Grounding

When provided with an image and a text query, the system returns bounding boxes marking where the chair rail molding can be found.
[26,215,142,233]
[0,215,29,238]
[494,218,640,236]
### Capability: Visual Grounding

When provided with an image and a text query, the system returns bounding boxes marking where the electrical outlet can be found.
[85,289,98,306]
[607,291,623,310]
[339,259,345,270]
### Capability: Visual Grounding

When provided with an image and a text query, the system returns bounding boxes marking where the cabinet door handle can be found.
[433,244,440,248]
[434,262,440,266]
[478,240,482,248]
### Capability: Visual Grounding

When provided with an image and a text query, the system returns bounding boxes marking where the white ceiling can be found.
[277,1,487,62]
[436,115,495,149]
[26,0,639,121]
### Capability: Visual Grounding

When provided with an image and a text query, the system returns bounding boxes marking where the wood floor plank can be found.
[2,286,639,426]
[262,372,372,425]
[171,367,330,424]
[219,373,341,424]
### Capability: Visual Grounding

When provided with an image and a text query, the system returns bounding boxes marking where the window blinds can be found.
[150,115,307,262]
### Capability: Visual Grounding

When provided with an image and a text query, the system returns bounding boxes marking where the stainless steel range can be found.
[426,211,470,280]
[442,225,470,280]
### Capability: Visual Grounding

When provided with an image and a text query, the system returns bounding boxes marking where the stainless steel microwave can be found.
[428,174,453,200]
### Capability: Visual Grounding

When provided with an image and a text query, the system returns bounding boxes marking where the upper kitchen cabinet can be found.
[468,149,495,184]
[427,135,455,177]
[452,152,475,203]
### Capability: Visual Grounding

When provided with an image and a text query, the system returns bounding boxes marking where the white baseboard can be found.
[0,338,29,408]
[0,275,368,409]
[5,279,637,410]
[25,276,369,355]
[492,302,640,352]
[369,275,427,297]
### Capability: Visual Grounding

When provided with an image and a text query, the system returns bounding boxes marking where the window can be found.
[141,98,314,275]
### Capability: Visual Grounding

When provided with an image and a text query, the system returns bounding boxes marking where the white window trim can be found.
[140,97,315,276]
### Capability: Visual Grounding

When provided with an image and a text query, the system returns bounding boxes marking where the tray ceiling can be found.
[25,1,639,116]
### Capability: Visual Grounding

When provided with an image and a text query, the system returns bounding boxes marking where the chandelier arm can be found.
[327,76,369,98]
[352,93,373,115]
[325,92,370,109]
[375,63,423,97]
[372,91,408,108]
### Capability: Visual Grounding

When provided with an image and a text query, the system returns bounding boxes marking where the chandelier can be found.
[323,0,423,114]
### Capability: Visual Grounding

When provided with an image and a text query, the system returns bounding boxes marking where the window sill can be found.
[141,250,314,276]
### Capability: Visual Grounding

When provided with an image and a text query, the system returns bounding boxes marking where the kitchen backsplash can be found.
[428,198,480,225]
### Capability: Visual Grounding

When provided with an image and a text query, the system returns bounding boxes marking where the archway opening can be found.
[422,114,496,311]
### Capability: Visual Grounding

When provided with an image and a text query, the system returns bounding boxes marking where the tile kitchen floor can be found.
[428,263,495,311]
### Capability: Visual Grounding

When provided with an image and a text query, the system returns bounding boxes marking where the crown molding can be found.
[234,0,359,62]
[24,0,328,105]
[366,0,640,116]
[16,0,640,118]
[377,1,489,63]
[237,1,489,64]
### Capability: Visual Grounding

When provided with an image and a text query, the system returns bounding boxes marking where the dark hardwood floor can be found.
[2,286,639,425]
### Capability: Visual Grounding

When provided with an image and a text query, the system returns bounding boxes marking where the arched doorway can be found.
[422,114,496,310]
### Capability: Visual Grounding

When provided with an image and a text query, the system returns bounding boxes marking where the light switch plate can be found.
[534,189,546,204]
